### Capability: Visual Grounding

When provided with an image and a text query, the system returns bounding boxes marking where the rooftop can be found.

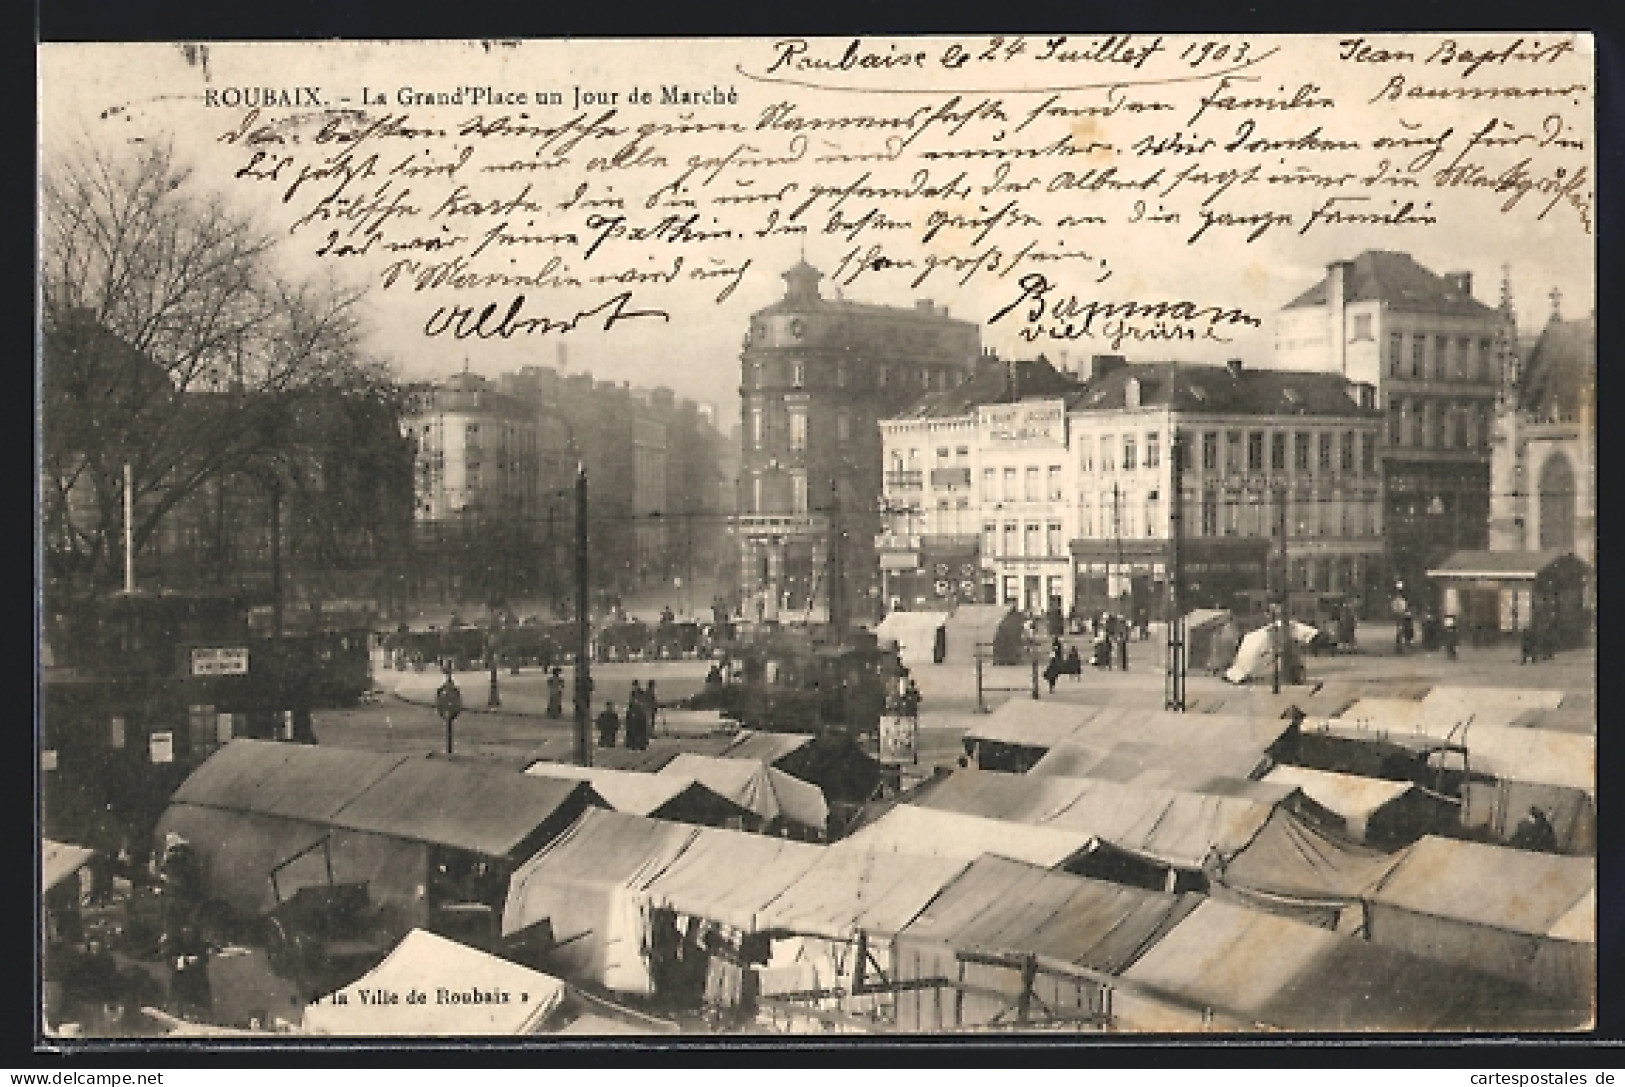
[1284,251,1501,319]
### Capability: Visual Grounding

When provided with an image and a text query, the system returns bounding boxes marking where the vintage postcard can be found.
[37,34,1595,1041]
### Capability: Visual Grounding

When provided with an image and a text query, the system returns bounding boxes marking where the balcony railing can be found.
[930,466,972,488]
[884,470,923,489]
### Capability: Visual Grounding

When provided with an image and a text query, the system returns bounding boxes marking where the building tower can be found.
[734,262,980,621]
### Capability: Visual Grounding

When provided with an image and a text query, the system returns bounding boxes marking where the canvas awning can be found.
[1029,739,1273,791]
[1366,836,1593,939]
[642,829,825,932]
[1424,685,1566,713]
[1361,836,1595,1006]
[894,855,1198,976]
[911,769,1280,871]
[523,763,752,824]
[1212,806,1405,906]
[1326,709,1594,794]
[1223,622,1319,685]
[170,740,410,822]
[1261,765,1417,838]
[1427,548,1567,580]
[719,729,815,766]
[303,929,566,1035]
[658,753,828,832]
[1118,898,1579,1031]
[837,805,1097,870]
[755,847,969,939]
[43,839,96,895]
[501,809,698,939]
[872,610,949,664]
[328,760,601,860]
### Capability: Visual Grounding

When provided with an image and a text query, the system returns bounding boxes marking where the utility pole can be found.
[828,480,847,640]
[269,475,284,637]
[123,462,135,593]
[1273,482,1288,694]
[1166,434,1186,711]
[1111,482,1125,613]
[573,462,593,767]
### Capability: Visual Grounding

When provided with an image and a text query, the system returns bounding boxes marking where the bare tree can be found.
[40,141,381,592]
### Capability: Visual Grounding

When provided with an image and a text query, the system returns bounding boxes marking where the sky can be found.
[39,37,1597,425]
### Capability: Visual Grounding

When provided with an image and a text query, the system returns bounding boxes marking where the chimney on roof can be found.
[916,299,935,313]
[1227,358,1244,380]
[1327,260,1352,378]
[1090,354,1127,381]
[1445,271,1473,297]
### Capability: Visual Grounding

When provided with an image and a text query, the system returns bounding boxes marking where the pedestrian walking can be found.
[1065,646,1082,679]
[1443,615,1459,660]
[1117,630,1129,671]
[596,702,621,748]
[1520,625,1537,665]
[545,667,565,719]
[624,682,648,750]
[900,679,921,722]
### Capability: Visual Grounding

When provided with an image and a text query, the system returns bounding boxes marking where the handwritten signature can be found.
[422,290,670,339]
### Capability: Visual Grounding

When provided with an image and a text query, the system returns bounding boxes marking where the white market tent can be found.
[303,929,567,1035]
[1223,622,1319,685]
[871,611,949,665]
[836,805,1097,870]
[1260,765,1419,842]
[43,839,96,895]
[658,753,828,834]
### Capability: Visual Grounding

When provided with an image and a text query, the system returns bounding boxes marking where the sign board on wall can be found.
[979,401,1065,448]
[149,732,174,764]
[191,647,250,676]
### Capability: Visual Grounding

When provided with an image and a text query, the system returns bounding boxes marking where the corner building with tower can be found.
[734,262,980,620]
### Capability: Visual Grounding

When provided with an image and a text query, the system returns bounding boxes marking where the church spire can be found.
[1496,264,1519,409]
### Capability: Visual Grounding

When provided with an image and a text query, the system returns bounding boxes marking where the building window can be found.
[1352,314,1373,341]
[1101,436,1116,472]
[1411,337,1425,378]
[1003,523,1018,556]
[1048,465,1064,500]
[752,475,763,513]
[1434,336,1449,380]
[1146,432,1161,469]
[1389,333,1404,377]
[750,408,763,450]
[1079,440,1093,473]
[1079,496,1094,537]
[1201,432,1218,473]
[983,522,997,556]
[1123,437,1137,472]
[1434,402,1449,449]
[836,362,847,387]
[1478,339,1493,381]
[1003,468,1017,501]
[921,368,932,389]
[1046,522,1063,556]
[1226,431,1243,473]
[1457,338,1472,381]
[1003,576,1020,606]
[791,473,808,514]
[1318,433,1333,471]
[1145,493,1160,536]
[1247,431,1264,473]
[982,467,997,500]
[937,446,950,463]
[1387,401,1402,446]
[1340,431,1355,472]
[1361,432,1376,475]
[1463,408,1477,450]
[791,361,805,387]
[1025,523,1041,556]
[956,445,969,458]
[1025,467,1041,501]
[836,410,851,443]
[789,409,807,451]
[1419,401,1435,448]
[1200,490,1217,536]
[1271,432,1287,472]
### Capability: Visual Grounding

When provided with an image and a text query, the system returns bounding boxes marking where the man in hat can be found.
[545,667,566,719]
[596,702,621,748]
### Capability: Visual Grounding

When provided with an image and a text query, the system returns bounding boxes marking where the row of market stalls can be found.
[490,800,1589,1031]
[871,605,1028,667]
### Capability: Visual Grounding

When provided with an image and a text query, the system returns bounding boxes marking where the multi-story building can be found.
[735,261,980,620]
[403,372,542,605]
[1275,251,1511,598]
[877,354,1385,619]
[879,354,1080,612]
[1488,297,1595,565]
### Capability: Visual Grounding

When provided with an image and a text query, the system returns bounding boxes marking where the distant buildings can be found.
[403,353,732,611]
[878,354,1384,618]
[734,261,980,619]
[1275,251,1510,597]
